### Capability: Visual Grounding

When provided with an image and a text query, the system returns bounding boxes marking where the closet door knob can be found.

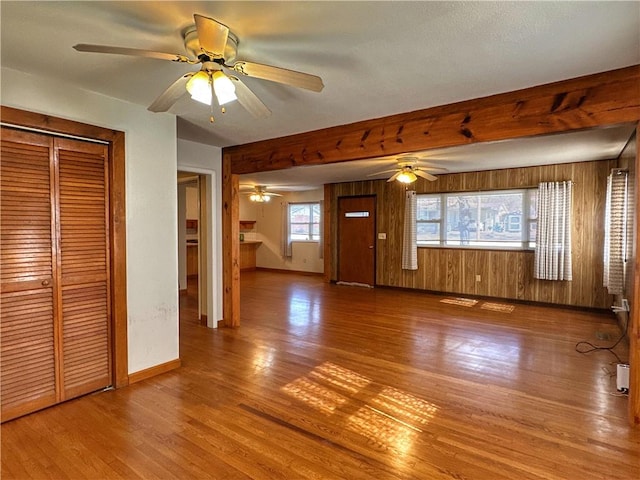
[41,280,50,286]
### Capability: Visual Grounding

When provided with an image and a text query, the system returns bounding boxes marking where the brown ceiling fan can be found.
[73,14,324,121]
[368,156,448,184]
[240,185,283,202]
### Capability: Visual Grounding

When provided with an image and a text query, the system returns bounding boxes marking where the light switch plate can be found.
[378,233,387,240]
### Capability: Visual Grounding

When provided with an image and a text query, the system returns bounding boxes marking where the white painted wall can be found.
[176,139,223,327]
[240,189,324,273]
[177,184,188,291]
[1,67,179,374]
[186,186,199,219]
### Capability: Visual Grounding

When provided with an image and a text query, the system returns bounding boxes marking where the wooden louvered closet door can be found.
[1,128,112,422]
[56,138,112,400]
[1,130,58,421]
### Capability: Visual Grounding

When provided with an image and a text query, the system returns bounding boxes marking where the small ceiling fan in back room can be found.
[240,185,283,203]
[368,156,448,184]
[73,13,324,123]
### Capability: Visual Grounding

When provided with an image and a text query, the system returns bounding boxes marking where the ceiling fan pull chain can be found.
[209,75,215,123]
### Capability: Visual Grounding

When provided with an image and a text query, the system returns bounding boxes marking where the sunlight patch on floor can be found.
[281,361,439,457]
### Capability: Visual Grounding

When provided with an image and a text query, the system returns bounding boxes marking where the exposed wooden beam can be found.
[222,157,240,327]
[225,65,640,175]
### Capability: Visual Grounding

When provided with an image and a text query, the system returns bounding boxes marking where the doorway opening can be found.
[178,172,204,326]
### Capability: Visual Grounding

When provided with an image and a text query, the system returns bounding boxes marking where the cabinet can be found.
[239,220,260,270]
[187,244,198,276]
[239,220,255,229]
[240,242,262,270]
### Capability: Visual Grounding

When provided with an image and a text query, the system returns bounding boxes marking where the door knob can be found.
[41,280,50,286]
[368,246,374,249]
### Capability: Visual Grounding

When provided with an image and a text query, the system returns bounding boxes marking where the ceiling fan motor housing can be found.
[182,25,239,62]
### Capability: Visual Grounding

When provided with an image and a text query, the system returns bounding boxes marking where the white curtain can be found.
[534,181,572,281]
[318,200,324,259]
[603,172,627,294]
[281,202,292,258]
[402,190,418,270]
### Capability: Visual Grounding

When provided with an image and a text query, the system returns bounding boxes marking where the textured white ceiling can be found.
[2,1,639,149]
[0,1,640,146]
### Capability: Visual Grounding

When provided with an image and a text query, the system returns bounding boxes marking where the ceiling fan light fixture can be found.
[249,191,271,203]
[212,71,237,105]
[396,170,417,184]
[249,192,270,202]
[186,70,212,105]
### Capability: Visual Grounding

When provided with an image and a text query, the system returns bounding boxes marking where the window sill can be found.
[417,244,534,253]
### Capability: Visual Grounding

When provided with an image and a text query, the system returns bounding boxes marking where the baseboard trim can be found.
[255,267,323,277]
[179,288,188,296]
[129,358,181,384]
[217,319,226,328]
[376,284,613,313]
[200,314,208,327]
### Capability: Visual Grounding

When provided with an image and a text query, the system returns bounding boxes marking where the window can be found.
[417,189,537,249]
[289,203,321,241]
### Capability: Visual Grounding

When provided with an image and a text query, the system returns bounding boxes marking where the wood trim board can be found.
[128,359,181,385]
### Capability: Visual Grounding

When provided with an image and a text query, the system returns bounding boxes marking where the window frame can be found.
[416,188,537,250]
[288,202,321,242]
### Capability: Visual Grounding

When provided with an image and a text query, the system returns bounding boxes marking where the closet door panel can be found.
[56,139,112,399]
[0,130,57,421]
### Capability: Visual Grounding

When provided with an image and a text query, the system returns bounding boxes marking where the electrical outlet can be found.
[622,298,630,311]
[617,364,630,392]
[475,275,481,282]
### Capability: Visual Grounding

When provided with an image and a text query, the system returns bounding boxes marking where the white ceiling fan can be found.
[368,156,448,184]
[241,185,283,202]
[73,13,324,122]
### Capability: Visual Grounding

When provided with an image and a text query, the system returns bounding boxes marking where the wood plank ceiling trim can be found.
[220,65,640,427]
[1,106,129,389]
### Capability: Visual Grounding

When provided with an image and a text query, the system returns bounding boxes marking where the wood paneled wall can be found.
[328,159,616,308]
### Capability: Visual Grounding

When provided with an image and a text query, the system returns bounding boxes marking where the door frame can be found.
[337,195,377,286]
[1,106,129,388]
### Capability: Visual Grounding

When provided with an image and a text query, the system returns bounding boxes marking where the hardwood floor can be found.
[2,271,639,479]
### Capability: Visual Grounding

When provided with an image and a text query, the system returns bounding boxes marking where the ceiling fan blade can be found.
[229,61,324,92]
[228,76,271,119]
[387,171,401,183]
[265,192,283,197]
[73,44,190,63]
[148,72,194,113]
[367,169,398,177]
[414,170,438,182]
[194,14,229,58]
